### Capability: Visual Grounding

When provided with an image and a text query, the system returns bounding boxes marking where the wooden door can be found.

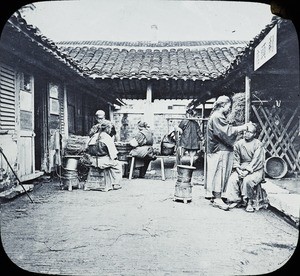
[18,72,36,181]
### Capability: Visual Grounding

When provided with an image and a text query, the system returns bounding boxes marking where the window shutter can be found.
[0,64,16,130]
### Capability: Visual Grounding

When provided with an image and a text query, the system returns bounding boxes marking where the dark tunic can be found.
[136,129,154,146]
[205,111,242,197]
[178,119,202,150]
[129,128,155,177]
[129,128,154,159]
[206,111,240,154]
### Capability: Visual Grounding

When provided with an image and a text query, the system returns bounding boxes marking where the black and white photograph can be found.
[0,0,299,275]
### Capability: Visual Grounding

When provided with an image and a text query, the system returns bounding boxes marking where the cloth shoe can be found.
[246,204,254,212]
[205,196,215,203]
[212,199,229,211]
[113,184,122,190]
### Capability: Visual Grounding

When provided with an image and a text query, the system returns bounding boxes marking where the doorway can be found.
[34,76,48,172]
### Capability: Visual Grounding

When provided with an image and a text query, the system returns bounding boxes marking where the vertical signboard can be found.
[254,25,277,71]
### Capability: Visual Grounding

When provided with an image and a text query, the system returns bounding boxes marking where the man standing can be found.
[205,95,247,211]
[225,122,268,212]
[175,109,203,166]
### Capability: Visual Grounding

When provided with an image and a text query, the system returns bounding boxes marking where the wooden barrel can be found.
[174,165,196,203]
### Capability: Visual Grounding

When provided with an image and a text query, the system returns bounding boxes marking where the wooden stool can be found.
[155,155,177,181]
[128,156,145,179]
[128,155,176,180]
[119,160,129,177]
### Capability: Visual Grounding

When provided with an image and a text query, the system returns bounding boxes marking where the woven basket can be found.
[115,142,132,161]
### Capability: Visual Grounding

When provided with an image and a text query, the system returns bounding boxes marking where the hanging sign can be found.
[254,24,277,71]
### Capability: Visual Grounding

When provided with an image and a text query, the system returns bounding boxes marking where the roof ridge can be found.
[55,40,249,47]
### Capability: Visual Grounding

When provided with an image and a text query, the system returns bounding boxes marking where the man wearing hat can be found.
[89,109,117,140]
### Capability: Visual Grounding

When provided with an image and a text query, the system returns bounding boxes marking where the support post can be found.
[63,84,69,139]
[245,75,251,123]
[145,82,154,128]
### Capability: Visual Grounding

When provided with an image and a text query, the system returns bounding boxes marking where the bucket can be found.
[264,156,288,179]
[64,155,81,171]
[174,165,196,203]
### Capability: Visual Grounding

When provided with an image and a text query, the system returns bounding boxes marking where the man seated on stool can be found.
[85,120,122,191]
[225,122,269,212]
[129,121,157,178]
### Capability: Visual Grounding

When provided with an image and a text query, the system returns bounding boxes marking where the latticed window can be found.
[0,64,16,131]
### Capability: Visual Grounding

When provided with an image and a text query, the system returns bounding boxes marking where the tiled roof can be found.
[4,11,86,77]
[57,42,247,81]
[5,11,287,102]
[1,11,118,103]
[6,12,279,83]
[56,40,247,49]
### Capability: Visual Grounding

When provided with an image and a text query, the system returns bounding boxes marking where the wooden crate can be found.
[84,167,107,191]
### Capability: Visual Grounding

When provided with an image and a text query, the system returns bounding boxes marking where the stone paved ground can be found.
[1,168,299,276]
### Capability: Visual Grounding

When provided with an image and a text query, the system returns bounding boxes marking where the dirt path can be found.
[1,177,299,275]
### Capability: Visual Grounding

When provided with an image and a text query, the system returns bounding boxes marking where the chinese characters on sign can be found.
[254,25,277,71]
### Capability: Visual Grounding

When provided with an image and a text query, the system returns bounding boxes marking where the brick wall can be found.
[113,112,185,144]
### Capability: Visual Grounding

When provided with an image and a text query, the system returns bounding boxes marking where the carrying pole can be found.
[0,147,34,203]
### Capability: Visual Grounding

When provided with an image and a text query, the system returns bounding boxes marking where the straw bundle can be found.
[227,92,245,126]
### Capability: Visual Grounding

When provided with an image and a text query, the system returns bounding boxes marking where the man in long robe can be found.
[205,95,247,211]
[225,122,269,212]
